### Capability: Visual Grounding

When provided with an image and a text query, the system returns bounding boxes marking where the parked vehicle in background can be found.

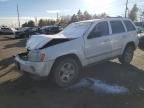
[15,18,139,87]
[40,25,62,34]
[135,21,144,28]
[136,26,144,49]
[139,36,144,49]
[14,27,39,38]
[136,26,144,38]
[11,28,17,33]
[0,27,14,35]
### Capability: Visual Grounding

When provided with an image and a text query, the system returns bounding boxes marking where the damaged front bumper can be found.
[15,52,54,77]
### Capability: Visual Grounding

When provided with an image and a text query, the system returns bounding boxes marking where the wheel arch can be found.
[125,42,136,50]
[54,54,82,67]
[121,41,136,55]
[49,53,83,75]
[49,53,82,87]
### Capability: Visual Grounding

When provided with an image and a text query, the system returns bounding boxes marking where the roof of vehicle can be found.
[19,27,32,31]
[75,17,132,23]
[41,25,60,30]
[1,27,9,29]
[0,27,11,29]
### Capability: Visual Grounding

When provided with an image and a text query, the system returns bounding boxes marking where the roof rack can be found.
[105,16,123,18]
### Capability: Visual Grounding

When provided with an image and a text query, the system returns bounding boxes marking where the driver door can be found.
[84,21,112,64]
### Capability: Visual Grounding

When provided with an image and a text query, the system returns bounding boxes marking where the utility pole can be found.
[57,12,59,21]
[35,17,38,26]
[17,4,20,28]
[125,0,128,18]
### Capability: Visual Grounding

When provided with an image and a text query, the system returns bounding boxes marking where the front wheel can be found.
[51,57,81,87]
[119,45,134,64]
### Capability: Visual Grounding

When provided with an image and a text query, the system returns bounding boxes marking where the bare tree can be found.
[129,4,139,21]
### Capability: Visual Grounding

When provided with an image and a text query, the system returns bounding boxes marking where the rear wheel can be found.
[119,45,134,64]
[51,57,81,87]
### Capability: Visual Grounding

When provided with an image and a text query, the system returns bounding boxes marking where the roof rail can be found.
[105,16,123,18]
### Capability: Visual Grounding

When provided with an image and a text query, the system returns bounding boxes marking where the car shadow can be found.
[0,57,16,79]
[0,36,15,41]
[83,61,144,86]
[0,57,14,71]
[0,61,144,95]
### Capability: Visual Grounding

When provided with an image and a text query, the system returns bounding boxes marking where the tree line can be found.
[22,4,141,28]
[22,10,108,27]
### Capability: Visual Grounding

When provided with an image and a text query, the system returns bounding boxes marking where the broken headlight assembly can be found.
[28,50,46,62]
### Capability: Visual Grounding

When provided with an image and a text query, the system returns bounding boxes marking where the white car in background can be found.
[136,26,144,38]
[15,18,139,87]
[0,27,15,35]
[136,26,144,49]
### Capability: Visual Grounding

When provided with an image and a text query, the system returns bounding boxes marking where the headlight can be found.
[28,50,45,62]
[40,53,45,62]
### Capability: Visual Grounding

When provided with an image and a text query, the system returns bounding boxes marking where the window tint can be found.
[95,21,109,36]
[88,21,109,39]
[124,20,136,31]
[110,20,125,34]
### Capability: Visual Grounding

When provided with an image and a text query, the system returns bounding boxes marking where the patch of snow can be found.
[139,86,144,91]
[67,78,129,95]
[66,78,90,89]
[88,78,129,94]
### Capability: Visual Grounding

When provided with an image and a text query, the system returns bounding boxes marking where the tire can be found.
[119,45,134,64]
[50,57,81,87]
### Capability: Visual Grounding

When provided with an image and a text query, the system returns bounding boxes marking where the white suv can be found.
[15,18,139,87]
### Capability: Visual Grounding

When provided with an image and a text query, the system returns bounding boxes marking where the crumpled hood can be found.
[26,34,70,50]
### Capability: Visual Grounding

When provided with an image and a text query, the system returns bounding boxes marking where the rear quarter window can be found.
[110,20,125,34]
[124,20,136,31]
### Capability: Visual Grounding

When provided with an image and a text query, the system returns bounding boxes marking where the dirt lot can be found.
[1,35,144,108]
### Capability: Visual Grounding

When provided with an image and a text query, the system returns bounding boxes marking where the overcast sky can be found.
[0,0,143,27]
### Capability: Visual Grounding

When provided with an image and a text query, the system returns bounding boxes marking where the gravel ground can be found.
[1,35,144,108]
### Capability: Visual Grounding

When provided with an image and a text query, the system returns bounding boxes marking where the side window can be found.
[110,20,125,34]
[88,21,109,39]
[124,20,136,31]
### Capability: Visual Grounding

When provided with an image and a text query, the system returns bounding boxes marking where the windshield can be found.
[60,22,92,38]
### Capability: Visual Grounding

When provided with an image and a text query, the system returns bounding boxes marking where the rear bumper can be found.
[15,54,54,77]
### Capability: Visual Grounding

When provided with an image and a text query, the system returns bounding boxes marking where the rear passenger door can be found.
[109,20,126,56]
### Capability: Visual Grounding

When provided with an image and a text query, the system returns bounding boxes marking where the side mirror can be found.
[88,31,102,39]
